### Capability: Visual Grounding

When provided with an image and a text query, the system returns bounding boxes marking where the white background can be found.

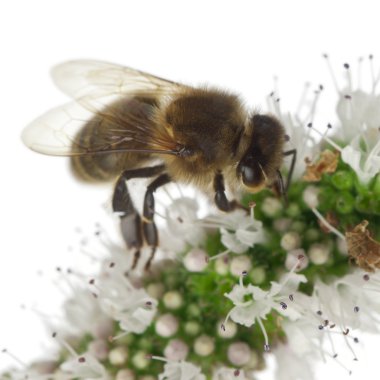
[1,0,380,378]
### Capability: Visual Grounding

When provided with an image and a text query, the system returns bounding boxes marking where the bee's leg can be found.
[283,149,297,192]
[213,171,239,212]
[112,165,165,269]
[142,173,171,270]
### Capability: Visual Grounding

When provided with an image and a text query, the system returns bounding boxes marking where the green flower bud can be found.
[285,202,301,217]
[335,192,355,214]
[355,195,371,213]
[318,188,336,211]
[331,170,354,190]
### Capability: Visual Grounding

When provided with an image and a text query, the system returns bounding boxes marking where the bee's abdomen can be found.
[70,96,155,182]
[70,151,134,182]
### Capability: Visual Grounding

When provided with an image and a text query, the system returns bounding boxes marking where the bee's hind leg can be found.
[112,165,165,269]
[142,173,171,270]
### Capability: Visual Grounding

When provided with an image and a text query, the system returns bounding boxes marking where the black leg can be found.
[142,174,171,270]
[214,171,238,212]
[113,165,165,269]
[283,149,297,192]
[276,169,288,206]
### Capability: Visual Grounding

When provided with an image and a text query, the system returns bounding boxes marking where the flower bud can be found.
[285,249,308,271]
[261,197,282,217]
[281,232,301,251]
[230,255,252,276]
[88,339,108,360]
[227,342,251,366]
[215,257,229,275]
[116,369,135,380]
[194,335,215,356]
[308,243,330,265]
[183,248,208,272]
[146,283,165,299]
[109,346,128,366]
[303,186,320,208]
[132,351,149,369]
[163,291,183,310]
[249,267,266,285]
[155,314,179,337]
[164,339,189,360]
[218,319,237,338]
[184,321,201,336]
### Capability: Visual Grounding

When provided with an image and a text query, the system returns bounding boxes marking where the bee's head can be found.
[237,114,286,193]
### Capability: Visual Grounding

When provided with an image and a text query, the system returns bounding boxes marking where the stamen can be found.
[311,208,345,240]
[109,331,129,342]
[296,82,311,116]
[323,53,341,93]
[357,56,363,88]
[2,348,28,368]
[306,123,343,152]
[343,63,353,92]
[257,318,270,351]
[369,54,377,93]
[207,249,230,262]
[150,355,168,363]
[52,332,78,357]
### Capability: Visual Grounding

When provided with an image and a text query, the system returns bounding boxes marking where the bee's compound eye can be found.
[241,165,256,186]
[238,162,265,189]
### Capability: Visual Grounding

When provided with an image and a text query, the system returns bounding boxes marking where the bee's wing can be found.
[51,59,184,99]
[22,61,187,157]
[22,96,179,157]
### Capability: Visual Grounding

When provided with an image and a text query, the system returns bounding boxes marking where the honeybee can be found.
[22,60,296,270]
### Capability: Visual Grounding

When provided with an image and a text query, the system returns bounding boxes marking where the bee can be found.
[22,60,296,270]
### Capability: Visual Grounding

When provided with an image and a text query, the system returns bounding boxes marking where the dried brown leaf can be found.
[346,220,380,272]
[303,150,339,182]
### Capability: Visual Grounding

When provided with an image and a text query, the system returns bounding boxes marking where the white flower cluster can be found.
[225,265,380,377]
[325,56,380,184]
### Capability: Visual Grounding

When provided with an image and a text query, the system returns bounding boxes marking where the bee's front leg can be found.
[112,165,165,269]
[213,171,240,212]
[142,173,171,270]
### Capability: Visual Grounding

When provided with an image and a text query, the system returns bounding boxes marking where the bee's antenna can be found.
[276,169,288,206]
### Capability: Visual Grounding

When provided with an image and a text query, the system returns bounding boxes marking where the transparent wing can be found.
[23,60,188,157]
[21,96,179,157]
[51,59,185,99]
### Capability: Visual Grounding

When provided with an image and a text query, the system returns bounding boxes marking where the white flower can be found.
[224,261,307,349]
[63,288,112,338]
[205,208,265,255]
[163,197,206,251]
[156,358,206,380]
[327,58,380,183]
[272,343,316,380]
[341,134,380,184]
[93,270,157,336]
[336,89,380,141]
[225,271,306,327]
[266,86,322,180]
[60,353,109,379]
